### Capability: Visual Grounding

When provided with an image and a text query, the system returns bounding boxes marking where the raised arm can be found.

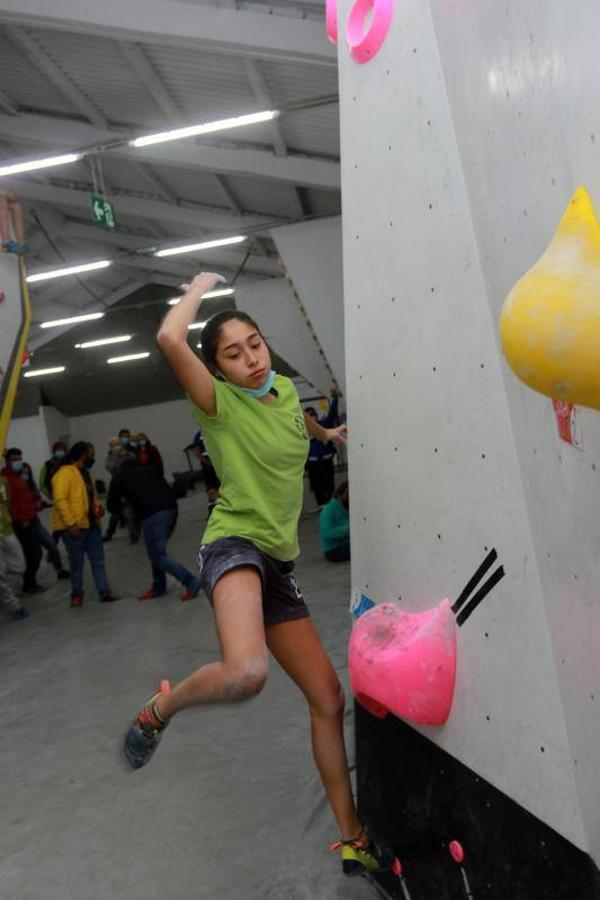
[156,272,226,416]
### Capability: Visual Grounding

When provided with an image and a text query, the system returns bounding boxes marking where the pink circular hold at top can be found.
[326,0,338,45]
[345,0,394,64]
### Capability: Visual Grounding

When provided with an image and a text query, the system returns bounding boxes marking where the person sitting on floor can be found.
[319,481,351,563]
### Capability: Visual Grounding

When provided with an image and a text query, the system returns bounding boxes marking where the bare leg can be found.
[6,191,25,245]
[266,618,362,839]
[157,567,268,718]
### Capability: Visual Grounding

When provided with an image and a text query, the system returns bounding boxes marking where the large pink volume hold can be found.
[348,599,458,725]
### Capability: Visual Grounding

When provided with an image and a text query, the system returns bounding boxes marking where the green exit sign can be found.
[91,194,116,230]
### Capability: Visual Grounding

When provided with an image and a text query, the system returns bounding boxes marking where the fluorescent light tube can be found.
[130,111,279,148]
[107,352,150,364]
[187,322,207,331]
[27,260,112,284]
[75,335,132,349]
[155,237,246,258]
[0,152,81,177]
[167,288,234,305]
[23,366,66,378]
[40,312,105,329]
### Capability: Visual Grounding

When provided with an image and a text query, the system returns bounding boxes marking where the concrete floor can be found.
[1,487,377,900]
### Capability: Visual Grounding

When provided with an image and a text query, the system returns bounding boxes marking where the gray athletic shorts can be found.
[197,536,310,627]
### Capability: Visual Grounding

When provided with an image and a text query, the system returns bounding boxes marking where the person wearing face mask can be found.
[119,428,131,448]
[1,447,63,593]
[39,441,68,502]
[134,433,164,478]
[52,441,119,607]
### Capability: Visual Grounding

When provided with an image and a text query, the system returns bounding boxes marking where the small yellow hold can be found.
[500,186,600,410]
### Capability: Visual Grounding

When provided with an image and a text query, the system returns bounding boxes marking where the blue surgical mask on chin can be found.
[236,369,276,400]
[10,460,23,473]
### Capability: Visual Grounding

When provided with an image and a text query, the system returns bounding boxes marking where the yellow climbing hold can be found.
[500,186,600,410]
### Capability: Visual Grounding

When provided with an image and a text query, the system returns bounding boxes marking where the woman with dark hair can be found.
[52,441,118,607]
[123,272,395,879]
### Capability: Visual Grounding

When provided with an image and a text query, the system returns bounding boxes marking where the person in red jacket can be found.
[2,448,69,593]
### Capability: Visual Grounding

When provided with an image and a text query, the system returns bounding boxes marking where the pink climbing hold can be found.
[391,857,403,877]
[449,840,465,864]
[325,0,338,45]
[348,598,457,726]
[345,0,394,64]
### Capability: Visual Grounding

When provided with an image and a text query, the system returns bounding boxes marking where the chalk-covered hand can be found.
[326,424,348,447]
[180,273,227,296]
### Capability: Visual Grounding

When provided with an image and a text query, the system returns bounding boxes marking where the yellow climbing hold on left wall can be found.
[500,186,600,411]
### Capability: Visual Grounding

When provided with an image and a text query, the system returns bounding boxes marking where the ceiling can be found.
[0,0,340,415]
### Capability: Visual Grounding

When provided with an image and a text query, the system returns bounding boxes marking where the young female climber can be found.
[0,191,27,254]
[123,271,395,878]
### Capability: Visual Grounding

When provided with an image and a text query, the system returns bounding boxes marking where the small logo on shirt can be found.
[294,414,309,439]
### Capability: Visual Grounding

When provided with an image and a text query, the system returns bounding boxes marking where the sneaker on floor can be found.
[124,680,171,770]
[70,595,83,607]
[330,830,396,878]
[13,606,30,621]
[181,582,201,602]
[22,584,45,594]
[100,591,120,602]
[138,588,165,601]
[57,569,70,580]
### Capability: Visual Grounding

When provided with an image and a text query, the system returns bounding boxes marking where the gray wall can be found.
[338,0,599,861]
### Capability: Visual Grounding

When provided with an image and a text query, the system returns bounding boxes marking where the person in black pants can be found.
[304,393,340,507]
[107,454,201,602]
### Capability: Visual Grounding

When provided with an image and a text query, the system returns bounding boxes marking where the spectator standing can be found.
[319,482,351,562]
[107,453,200,602]
[135,433,164,477]
[190,430,221,518]
[39,441,68,502]
[52,442,118,607]
[304,393,340,507]
[0,474,28,620]
[21,462,69,577]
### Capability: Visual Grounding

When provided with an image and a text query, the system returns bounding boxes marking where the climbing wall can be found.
[337,0,600,895]
[0,252,30,454]
[271,217,346,394]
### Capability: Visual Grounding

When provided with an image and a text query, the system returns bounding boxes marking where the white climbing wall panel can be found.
[271,217,346,394]
[338,0,600,861]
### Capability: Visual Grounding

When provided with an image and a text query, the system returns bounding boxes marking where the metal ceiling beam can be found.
[0,0,336,66]
[13,180,281,232]
[4,25,108,128]
[126,160,179,206]
[117,41,182,123]
[60,221,280,276]
[0,113,340,190]
[0,86,19,115]
[29,277,148,351]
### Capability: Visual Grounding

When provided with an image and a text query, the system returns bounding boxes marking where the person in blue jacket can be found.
[304,392,340,507]
[319,481,350,562]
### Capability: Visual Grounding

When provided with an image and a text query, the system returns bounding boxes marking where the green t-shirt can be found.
[190,375,310,561]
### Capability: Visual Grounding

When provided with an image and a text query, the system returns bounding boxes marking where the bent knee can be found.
[226,659,268,701]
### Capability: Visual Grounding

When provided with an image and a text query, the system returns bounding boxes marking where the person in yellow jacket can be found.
[52,441,118,608]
